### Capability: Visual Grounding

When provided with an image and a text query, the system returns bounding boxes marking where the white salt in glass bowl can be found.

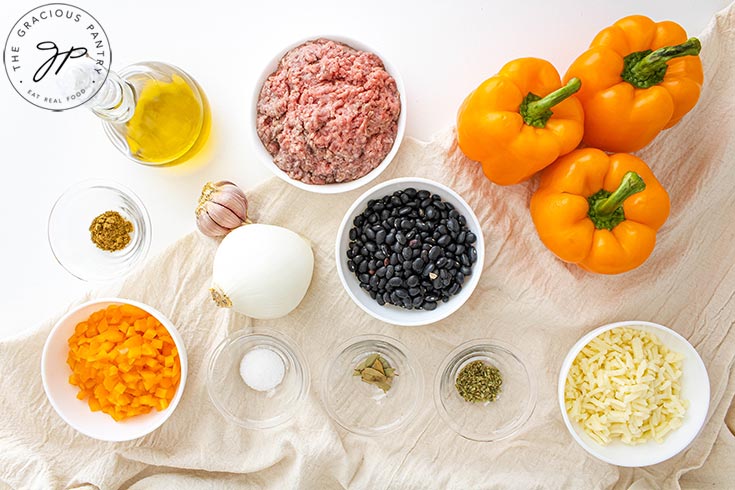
[206,329,310,429]
[41,298,188,442]
[335,177,484,327]
[558,320,710,467]
[250,35,406,194]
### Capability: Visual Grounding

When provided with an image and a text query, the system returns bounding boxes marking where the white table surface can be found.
[0,0,728,340]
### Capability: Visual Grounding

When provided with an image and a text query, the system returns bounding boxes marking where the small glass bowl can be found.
[434,339,536,442]
[206,329,310,429]
[47,179,151,282]
[321,334,423,436]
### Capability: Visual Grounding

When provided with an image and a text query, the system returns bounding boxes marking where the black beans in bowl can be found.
[346,188,477,311]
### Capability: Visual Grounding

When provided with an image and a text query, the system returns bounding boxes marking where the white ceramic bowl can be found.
[251,35,407,194]
[41,298,188,441]
[558,320,709,467]
[335,177,485,326]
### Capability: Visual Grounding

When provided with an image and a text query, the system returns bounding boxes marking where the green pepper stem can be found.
[593,172,646,217]
[520,77,582,128]
[623,38,701,88]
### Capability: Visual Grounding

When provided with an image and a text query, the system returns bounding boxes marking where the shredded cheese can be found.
[565,327,688,445]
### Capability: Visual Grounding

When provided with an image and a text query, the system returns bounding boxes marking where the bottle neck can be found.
[86,71,136,123]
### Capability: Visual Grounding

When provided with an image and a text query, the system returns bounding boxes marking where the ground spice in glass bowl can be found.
[89,210,134,252]
[48,180,151,282]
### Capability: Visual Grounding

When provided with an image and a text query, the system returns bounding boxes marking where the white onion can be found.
[210,224,314,319]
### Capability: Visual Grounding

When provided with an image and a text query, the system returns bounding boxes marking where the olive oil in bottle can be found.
[88,61,209,166]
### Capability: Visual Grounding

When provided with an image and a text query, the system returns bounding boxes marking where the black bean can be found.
[349,228,357,240]
[425,294,440,302]
[359,273,370,283]
[460,254,471,267]
[368,213,378,224]
[386,233,396,245]
[455,272,465,284]
[422,263,436,277]
[447,218,459,232]
[412,258,425,272]
[469,247,478,263]
[436,257,448,269]
[375,251,386,260]
[354,215,364,227]
[396,232,407,245]
[369,276,379,289]
[402,248,412,260]
[448,283,461,296]
[405,187,417,197]
[406,230,417,240]
[375,229,386,244]
[407,275,420,287]
[461,265,472,276]
[366,242,377,253]
[402,260,412,271]
[347,260,356,272]
[390,196,402,206]
[426,207,437,220]
[387,276,402,287]
[376,295,386,306]
[412,296,424,307]
[376,266,387,277]
[432,278,443,289]
[368,259,377,270]
[446,243,457,253]
[437,235,451,247]
[432,194,442,201]
[420,198,433,208]
[408,287,421,297]
[389,254,399,266]
[400,193,410,203]
[358,261,368,273]
[401,220,413,230]
[417,190,430,199]
[428,245,442,260]
[398,206,411,216]
[423,301,437,311]
[420,249,429,262]
[455,244,465,255]
[466,232,477,244]
[394,288,409,299]
[457,231,466,244]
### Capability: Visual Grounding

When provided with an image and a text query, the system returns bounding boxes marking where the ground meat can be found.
[256,38,401,185]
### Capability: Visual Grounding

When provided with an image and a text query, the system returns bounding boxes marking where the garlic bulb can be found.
[196,181,248,237]
[210,224,314,319]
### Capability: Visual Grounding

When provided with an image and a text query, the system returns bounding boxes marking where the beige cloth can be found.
[2,4,735,490]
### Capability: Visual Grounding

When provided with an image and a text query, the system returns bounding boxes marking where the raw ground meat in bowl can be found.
[252,36,406,194]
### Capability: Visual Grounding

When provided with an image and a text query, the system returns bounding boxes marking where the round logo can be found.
[3,3,111,111]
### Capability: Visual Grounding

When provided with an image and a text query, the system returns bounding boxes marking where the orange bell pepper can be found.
[457,58,584,186]
[530,149,670,274]
[564,15,703,152]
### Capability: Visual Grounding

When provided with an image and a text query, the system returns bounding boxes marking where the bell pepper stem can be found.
[593,172,646,217]
[520,77,581,128]
[623,38,701,88]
